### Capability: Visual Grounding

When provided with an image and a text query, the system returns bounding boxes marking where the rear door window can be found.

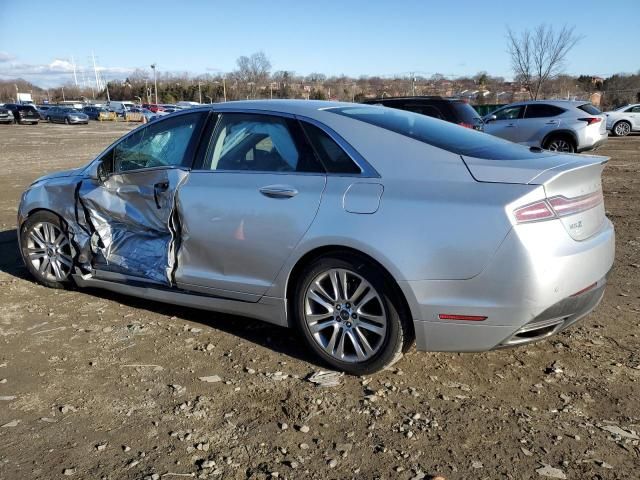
[577,104,602,115]
[450,101,482,124]
[524,104,565,118]
[204,113,323,173]
[403,104,444,120]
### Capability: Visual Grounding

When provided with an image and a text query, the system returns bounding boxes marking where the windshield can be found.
[329,105,552,160]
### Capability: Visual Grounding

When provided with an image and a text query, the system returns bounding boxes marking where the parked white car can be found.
[605,104,640,136]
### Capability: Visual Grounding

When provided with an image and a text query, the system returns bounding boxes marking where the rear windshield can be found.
[450,101,482,124]
[577,103,602,115]
[329,106,551,160]
[17,105,37,112]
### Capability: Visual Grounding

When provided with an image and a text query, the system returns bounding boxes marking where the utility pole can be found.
[223,75,227,102]
[151,64,158,104]
[92,52,100,92]
[71,55,78,87]
[61,86,65,102]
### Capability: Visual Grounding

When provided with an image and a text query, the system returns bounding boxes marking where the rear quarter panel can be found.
[267,120,538,297]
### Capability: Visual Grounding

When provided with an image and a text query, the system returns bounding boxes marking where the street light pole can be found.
[61,86,65,102]
[198,82,202,104]
[150,64,158,104]
[223,75,227,102]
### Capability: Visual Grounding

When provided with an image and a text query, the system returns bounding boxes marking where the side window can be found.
[494,106,523,120]
[301,122,361,174]
[204,113,323,173]
[524,104,565,118]
[629,106,640,113]
[113,112,203,173]
[404,104,444,120]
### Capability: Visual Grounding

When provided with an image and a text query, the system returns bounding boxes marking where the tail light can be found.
[514,190,603,224]
[578,117,602,125]
[458,122,474,129]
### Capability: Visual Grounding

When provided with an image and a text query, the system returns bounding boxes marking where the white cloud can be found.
[0,57,134,87]
[0,52,15,62]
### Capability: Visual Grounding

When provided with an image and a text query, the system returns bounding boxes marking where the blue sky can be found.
[0,0,638,87]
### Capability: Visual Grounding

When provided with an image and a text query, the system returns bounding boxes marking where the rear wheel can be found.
[293,254,411,375]
[20,211,74,289]
[544,135,575,153]
[612,121,631,137]
[64,117,70,125]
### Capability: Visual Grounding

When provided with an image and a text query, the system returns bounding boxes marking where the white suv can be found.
[605,104,640,137]
[483,100,608,153]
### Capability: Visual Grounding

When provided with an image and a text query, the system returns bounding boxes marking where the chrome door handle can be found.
[506,123,516,127]
[545,121,559,125]
[259,185,299,198]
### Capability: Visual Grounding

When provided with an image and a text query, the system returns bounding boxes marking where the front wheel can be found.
[65,117,70,125]
[612,121,631,137]
[293,254,411,375]
[20,211,74,289]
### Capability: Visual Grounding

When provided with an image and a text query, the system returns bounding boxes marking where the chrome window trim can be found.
[190,107,380,178]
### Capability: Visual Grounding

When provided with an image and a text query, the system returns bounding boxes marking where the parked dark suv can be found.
[362,96,484,130]
[4,104,40,125]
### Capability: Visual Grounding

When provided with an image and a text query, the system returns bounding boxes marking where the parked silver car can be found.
[18,101,614,374]
[484,100,608,153]
[46,107,89,124]
[605,103,640,137]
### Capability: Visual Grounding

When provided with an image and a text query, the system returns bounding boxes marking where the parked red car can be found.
[142,103,165,113]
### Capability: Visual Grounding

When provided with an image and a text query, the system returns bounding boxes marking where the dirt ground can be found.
[0,121,638,480]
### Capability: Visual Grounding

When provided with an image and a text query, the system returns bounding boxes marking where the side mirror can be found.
[485,114,497,123]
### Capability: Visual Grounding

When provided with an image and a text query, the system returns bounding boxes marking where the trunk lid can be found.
[463,153,608,240]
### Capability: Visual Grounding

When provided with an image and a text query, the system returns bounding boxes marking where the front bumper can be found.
[402,217,615,352]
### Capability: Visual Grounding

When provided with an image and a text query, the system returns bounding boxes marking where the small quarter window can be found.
[300,122,361,174]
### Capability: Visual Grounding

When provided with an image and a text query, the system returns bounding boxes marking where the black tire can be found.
[293,253,412,375]
[65,117,70,125]
[612,121,631,137]
[543,134,576,153]
[46,116,51,122]
[19,211,75,290]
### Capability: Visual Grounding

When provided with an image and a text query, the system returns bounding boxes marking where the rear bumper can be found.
[577,130,608,152]
[577,136,608,153]
[402,218,615,352]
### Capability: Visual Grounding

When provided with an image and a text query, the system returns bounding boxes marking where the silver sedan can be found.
[17,100,615,374]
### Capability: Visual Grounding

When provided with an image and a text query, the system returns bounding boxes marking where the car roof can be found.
[363,96,463,103]
[188,99,359,117]
[509,99,593,107]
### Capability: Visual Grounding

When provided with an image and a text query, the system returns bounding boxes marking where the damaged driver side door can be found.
[79,112,207,285]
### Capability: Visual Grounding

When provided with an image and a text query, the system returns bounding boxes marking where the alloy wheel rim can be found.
[615,123,630,136]
[547,139,572,152]
[303,268,387,363]
[25,222,73,282]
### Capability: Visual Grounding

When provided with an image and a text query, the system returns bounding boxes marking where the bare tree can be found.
[235,51,272,94]
[507,24,581,100]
